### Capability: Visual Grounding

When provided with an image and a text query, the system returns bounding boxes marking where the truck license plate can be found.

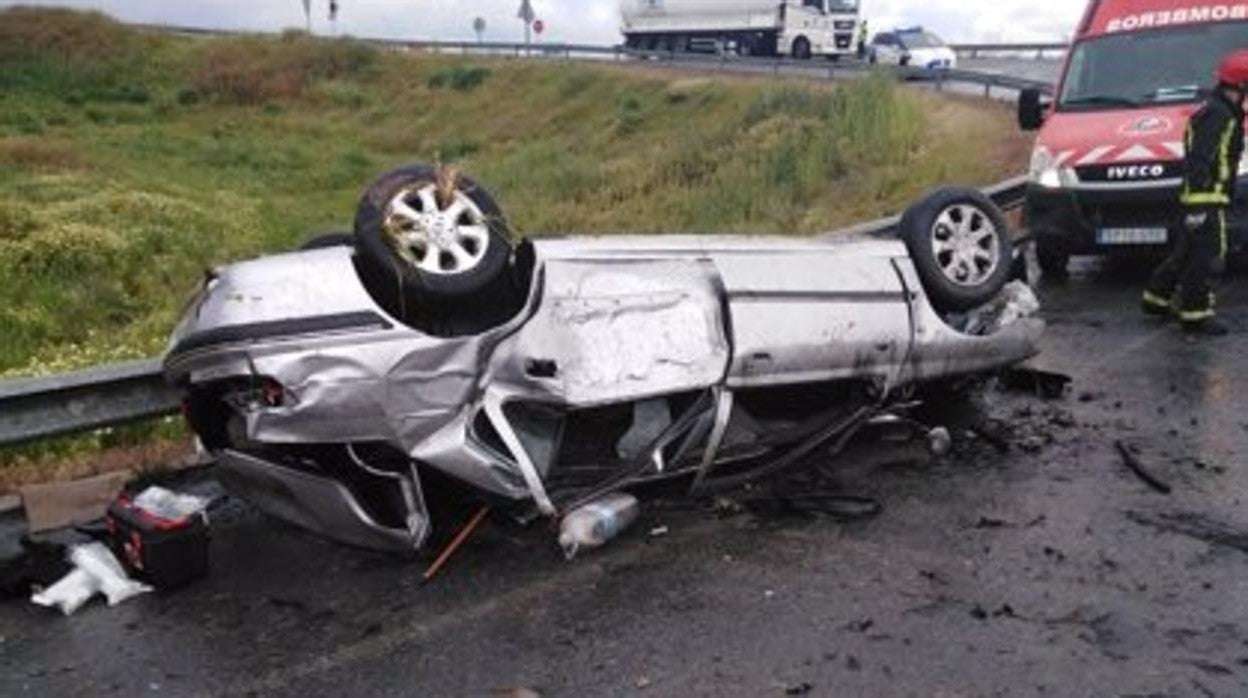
[1096,227,1168,245]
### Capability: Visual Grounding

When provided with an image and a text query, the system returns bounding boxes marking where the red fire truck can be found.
[1018,0,1248,274]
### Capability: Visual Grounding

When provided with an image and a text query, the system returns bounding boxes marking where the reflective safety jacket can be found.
[1181,90,1245,209]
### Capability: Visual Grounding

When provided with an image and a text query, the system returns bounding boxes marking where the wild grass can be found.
[0,8,1029,480]
[192,31,378,104]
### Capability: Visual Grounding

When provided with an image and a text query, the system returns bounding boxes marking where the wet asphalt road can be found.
[3,260,1248,698]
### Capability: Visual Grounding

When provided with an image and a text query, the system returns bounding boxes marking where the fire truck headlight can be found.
[1029,148,1064,189]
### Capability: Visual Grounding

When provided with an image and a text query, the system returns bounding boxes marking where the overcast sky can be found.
[2,1,1086,44]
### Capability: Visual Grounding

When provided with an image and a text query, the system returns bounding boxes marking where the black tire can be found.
[182,389,233,452]
[899,187,1014,312]
[300,232,354,250]
[354,164,512,304]
[1034,236,1071,278]
[792,36,812,60]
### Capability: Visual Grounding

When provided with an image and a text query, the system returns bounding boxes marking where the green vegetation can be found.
[0,7,1026,382]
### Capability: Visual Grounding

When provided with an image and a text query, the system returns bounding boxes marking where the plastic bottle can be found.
[557,493,640,560]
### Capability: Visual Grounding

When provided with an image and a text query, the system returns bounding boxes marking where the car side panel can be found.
[483,258,731,407]
[712,251,913,388]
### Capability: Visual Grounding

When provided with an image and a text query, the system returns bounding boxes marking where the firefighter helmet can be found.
[1216,50,1248,89]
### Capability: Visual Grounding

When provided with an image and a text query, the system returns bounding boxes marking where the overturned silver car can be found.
[164,165,1043,553]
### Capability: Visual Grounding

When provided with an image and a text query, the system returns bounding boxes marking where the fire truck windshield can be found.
[1059,22,1248,110]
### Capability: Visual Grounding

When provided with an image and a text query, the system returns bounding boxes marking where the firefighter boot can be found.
[1141,291,1171,318]
[1181,316,1230,336]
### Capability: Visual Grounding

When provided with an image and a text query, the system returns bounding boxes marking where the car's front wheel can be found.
[899,187,1014,312]
[354,163,513,310]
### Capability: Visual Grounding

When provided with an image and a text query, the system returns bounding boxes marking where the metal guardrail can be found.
[826,176,1027,238]
[950,42,1067,59]
[0,177,1031,448]
[0,359,180,447]
[132,23,1055,97]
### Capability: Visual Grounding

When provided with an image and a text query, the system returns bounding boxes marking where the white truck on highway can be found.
[620,0,862,59]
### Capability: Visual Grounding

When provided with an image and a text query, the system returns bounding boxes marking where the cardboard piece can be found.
[19,471,130,533]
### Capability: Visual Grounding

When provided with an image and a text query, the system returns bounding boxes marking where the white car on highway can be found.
[869,27,958,70]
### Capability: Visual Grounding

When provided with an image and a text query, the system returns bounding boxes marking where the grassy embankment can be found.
[0,8,1030,488]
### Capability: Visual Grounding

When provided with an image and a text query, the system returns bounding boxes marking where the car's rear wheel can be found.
[899,187,1014,312]
[356,165,510,297]
[792,36,812,60]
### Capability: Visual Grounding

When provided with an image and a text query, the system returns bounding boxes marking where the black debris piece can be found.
[969,424,1011,454]
[1000,366,1072,399]
[845,618,874,633]
[1114,440,1172,495]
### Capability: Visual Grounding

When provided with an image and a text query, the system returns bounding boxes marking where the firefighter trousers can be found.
[1143,209,1227,323]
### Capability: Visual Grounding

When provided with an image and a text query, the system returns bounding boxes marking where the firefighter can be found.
[1142,50,1248,335]
[857,20,869,60]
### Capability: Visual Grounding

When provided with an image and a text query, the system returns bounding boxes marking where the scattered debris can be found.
[1049,410,1076,428]
[845,618,874,633]
[969,424,1011,454]
[784,681,814,695]
[1185,660,1234,676]
[423,506,491,582]
[712,497,744,517]
[31,543,151,615]
[1000,366,1072,399]
[493,689,542,698]
[1114,440,1172,495]
[926,426,952,457]
[974,516,1010,529]
[1020,436,1046,453]
[739,494,882,522]
[647,525,669,539]
[1126,511,1248,554]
